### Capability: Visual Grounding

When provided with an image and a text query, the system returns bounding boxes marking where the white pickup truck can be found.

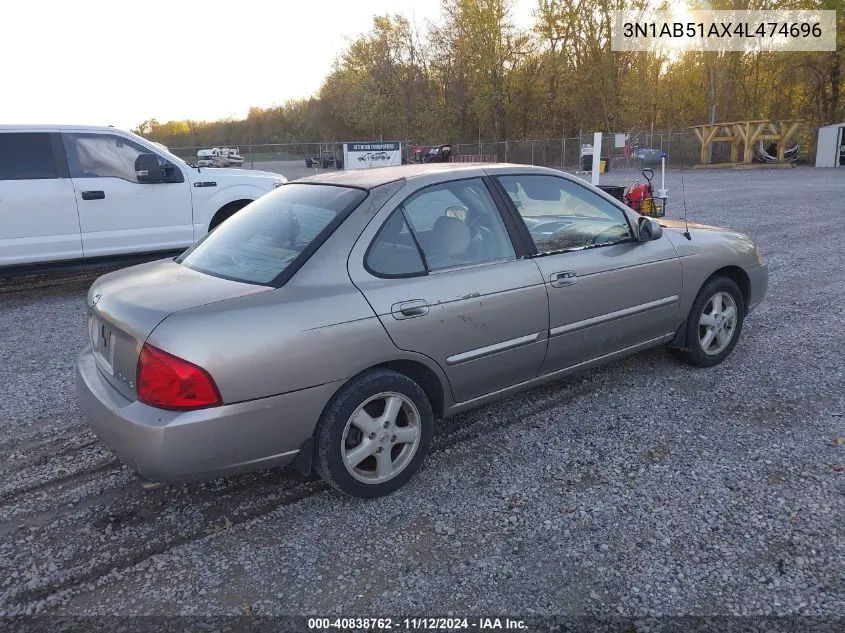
[0,125,286,269]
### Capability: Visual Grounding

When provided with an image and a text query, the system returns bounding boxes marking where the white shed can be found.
[815,123,845,168]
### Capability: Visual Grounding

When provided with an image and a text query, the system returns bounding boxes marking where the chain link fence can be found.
[167,142,346,167]
[167,131,703,172]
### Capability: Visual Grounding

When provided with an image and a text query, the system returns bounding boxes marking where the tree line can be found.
[134,0,844,151]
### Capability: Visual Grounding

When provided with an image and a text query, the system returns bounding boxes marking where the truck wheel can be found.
[209,200,251,231]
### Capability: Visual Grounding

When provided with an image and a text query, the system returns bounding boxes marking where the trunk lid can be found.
[86,258,270,400]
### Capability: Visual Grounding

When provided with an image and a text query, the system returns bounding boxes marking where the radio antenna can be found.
[679,151,692,240]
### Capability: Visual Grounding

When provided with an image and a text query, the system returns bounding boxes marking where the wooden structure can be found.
[690,119,802,165]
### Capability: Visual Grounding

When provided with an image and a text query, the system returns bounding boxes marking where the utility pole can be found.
[707,53,716,164]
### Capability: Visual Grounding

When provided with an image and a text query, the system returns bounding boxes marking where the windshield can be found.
[177,184,367,285]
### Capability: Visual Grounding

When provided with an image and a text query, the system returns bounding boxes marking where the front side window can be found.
[63,133,182,183]
[64,133,148,181]
[178,184,367,285]
[497,175,632,254]
[0,133,58,180]
[401,179,515,271]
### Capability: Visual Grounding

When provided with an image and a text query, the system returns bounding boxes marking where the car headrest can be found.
[430,215,471,257]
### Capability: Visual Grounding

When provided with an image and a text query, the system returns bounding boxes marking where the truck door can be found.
[0,131,83,266]
[62,132,193,258]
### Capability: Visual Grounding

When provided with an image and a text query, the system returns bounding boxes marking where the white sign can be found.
[591,132,602,185]
[343,142,402,170]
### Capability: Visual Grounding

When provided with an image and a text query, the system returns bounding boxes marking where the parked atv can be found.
[424,144,452,163]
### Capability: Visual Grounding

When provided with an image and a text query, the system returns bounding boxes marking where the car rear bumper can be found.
[746,262,769,314]
[76,347,341,483]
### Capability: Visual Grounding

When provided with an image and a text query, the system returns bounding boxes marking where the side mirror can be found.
[135,153,165,183]
[637,216,663,241]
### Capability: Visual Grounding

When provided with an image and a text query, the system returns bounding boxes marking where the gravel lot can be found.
[0,167,843,622]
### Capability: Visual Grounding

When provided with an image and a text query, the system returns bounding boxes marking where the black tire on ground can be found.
[670,275,745,368]
[314,369,434,498]
[305,158,313,168]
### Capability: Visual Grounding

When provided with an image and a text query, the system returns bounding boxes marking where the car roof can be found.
[0,124,119,132]
[295,162,564,189]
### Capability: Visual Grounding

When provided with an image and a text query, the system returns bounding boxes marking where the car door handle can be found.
[549,271,578,287]
[391,300,429,319]
[81,190,105,200]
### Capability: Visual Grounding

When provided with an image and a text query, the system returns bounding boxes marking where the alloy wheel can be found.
[341,392,421,484]
[698,291,738,356]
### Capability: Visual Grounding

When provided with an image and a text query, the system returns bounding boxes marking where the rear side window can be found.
[177,183,367,285]
[0,133,58,180]
[366,210,427,277]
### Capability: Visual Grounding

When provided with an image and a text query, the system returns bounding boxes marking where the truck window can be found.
[63,133,152,182]
[0,133,58,180]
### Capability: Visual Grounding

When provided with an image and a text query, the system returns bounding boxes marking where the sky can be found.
[4,0,534,131]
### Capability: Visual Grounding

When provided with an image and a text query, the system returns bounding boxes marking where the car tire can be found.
[314,369,433,498]
[671,276,745,368]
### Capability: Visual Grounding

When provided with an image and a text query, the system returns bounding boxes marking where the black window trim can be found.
[488,172,637,257]
[177,182,370,289]
[49,133,70,179]
[363,175,525,279]
[483,175,537,257]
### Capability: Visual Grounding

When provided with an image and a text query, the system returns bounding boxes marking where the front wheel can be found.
[314,369,433,498]
[671,276,745,367]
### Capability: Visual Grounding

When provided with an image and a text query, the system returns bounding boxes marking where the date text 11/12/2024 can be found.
[307,617,527,630]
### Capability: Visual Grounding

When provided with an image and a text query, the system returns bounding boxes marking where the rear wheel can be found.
[671,276,745,367]
[315,369,433,498]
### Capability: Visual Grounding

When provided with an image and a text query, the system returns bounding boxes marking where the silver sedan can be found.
[76,164,768,497]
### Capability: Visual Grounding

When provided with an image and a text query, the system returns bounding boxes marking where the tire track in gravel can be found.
[2,370,599,611]
[0,458,121,506]
[0,433,103,478]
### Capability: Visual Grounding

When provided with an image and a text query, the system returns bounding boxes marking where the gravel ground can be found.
[0,167,843,623]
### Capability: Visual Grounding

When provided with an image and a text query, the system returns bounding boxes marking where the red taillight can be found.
[136,344,222,410]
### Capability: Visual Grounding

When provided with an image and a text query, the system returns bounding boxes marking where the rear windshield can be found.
[177,183,367,285]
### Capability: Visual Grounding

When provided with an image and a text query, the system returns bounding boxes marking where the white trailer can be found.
[197,147,245,168]
[815,123,845,168]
